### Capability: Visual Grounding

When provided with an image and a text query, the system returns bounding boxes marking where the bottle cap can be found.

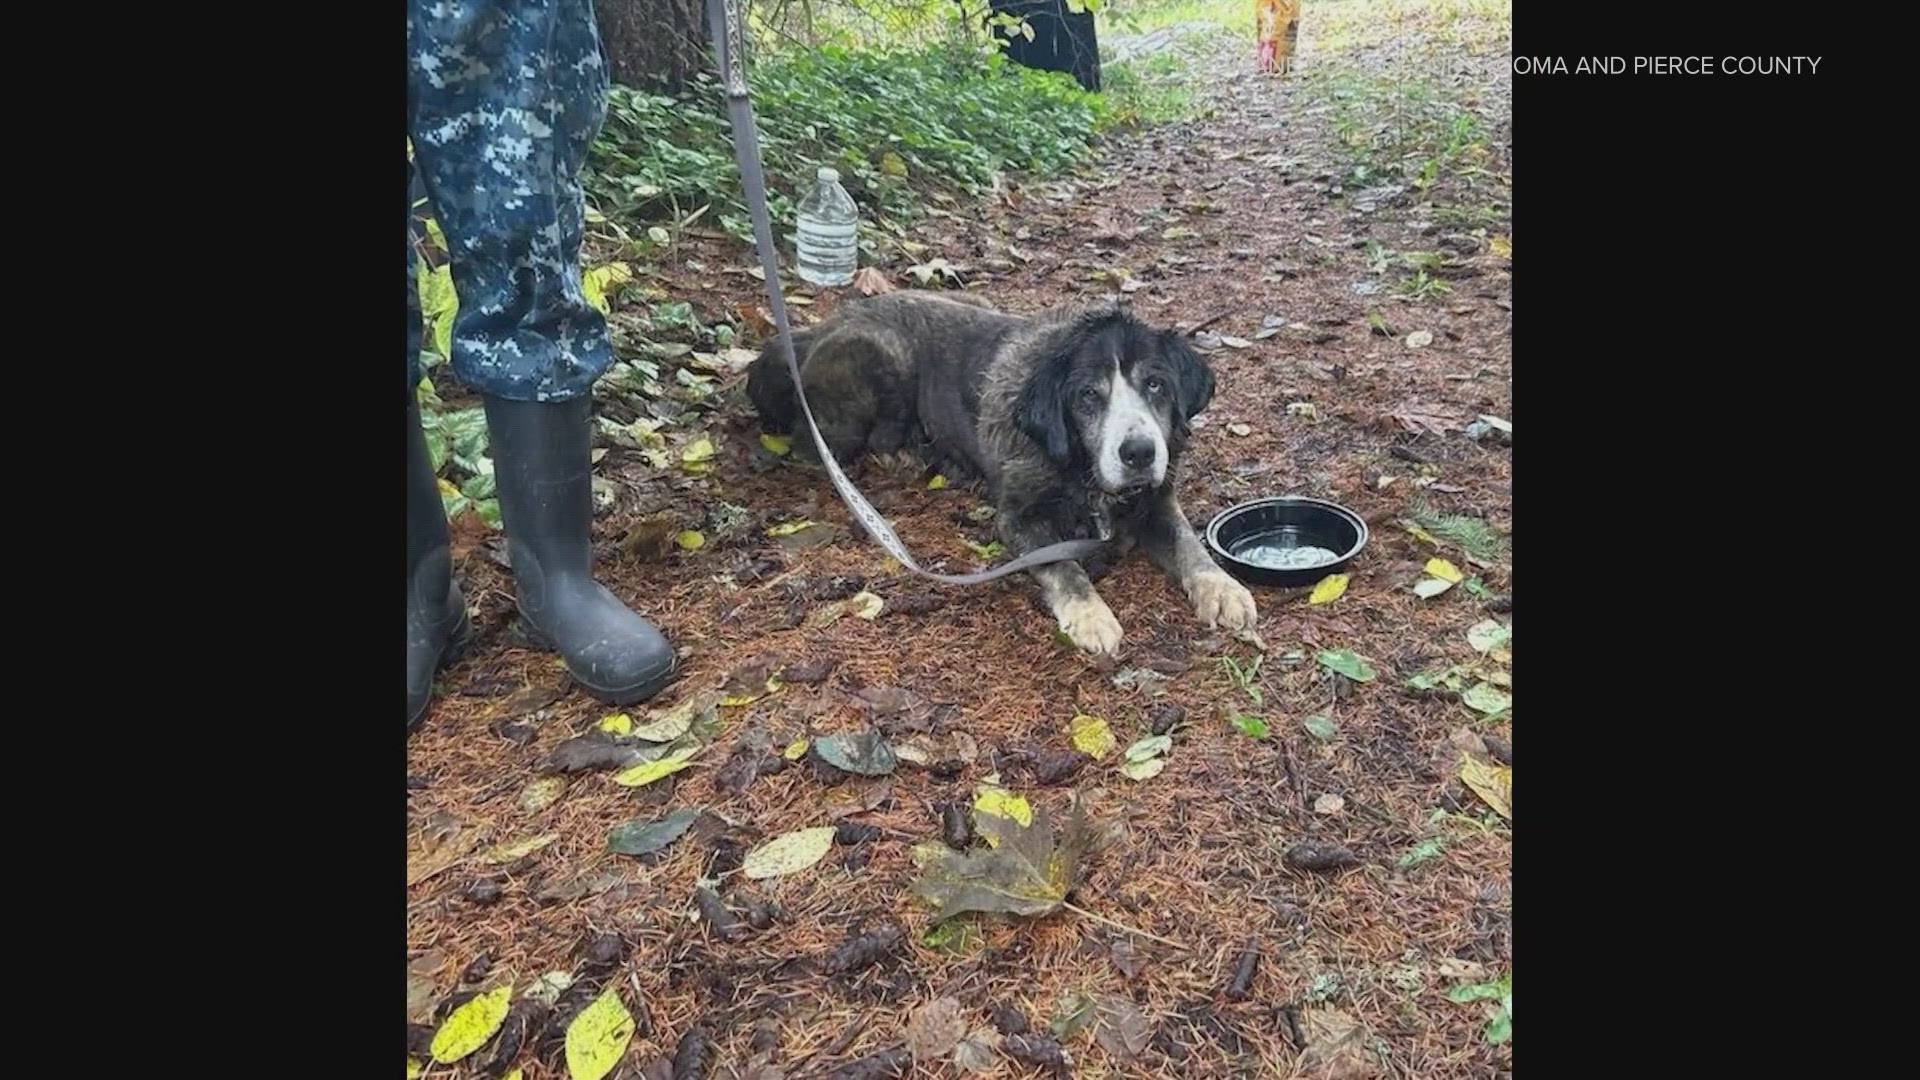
[818,167,840,184]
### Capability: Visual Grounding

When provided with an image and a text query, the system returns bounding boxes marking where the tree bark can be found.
[595,0,710,91]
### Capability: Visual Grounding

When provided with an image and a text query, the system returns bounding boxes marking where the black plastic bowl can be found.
[1205,496,1369,588]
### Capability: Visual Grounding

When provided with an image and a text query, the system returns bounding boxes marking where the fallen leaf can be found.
[1124,735,1171,763]
[565,985,636,1080]
[814,729,898,775]
[849,591,884,619]
[1314,794,1346,815]
[608,807,702,857]
[680,436,716,473]
[1405,330,1434,348]
[906,996,968,1061]
[1413,577,1455,598]
[1462,683,1511,715]
[766,520,815,537]
[1304,715,1339,741]
[1068,715,1116,759]
[914,803,1092,922]
[851,267,897,296]
[407,1058,423,1079]
[743,826,837,879]
[1298,1007,1382,1079]
[407,825,484,887]
[972,785,1033,829]
[676,530,705,551]
[1467,620,1512,653]
[528,970,575,1005]
[1227,423,1253,436]
[783,738,810,761]
[431,985,512,1063]
[1388,404,1462,436]
[518,776,568,813]
[1309,574,1350,605]
[1490,235,1511,259]
[760,433,792,456]
[1460,755,1512,820]
[1120,757,1165,781]
[1050,992,1095,1039]
[1220,335,1253,349]
[482,834,557,865]
[1091,992,1151,1062]
[1425,558,1464,583]
[612,746,699,787]
[1230,714,1269,738]
[927,474,949,490]
[598,714,633,736]
[952,1027,1002,1072]
[1317,649,1377,682]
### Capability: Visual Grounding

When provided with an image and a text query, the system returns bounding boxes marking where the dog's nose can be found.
[1119,435,1156,470]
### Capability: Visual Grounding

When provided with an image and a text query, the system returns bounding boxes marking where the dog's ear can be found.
[1162,330,1216,423]
[1015,348,1076,469]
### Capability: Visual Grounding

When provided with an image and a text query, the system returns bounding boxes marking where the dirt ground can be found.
[409,9,1512,1079]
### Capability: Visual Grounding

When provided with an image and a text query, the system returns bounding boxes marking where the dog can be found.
[747,292,1259,655]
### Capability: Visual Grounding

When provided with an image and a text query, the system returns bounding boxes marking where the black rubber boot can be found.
[408,397,472,731]
[484,395,676,704]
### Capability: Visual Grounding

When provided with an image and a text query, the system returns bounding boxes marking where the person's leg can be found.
[406,156,470,730]
[407,0,674,705]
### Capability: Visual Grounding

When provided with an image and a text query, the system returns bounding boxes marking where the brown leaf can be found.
[905,996,968,1061]
[542,732,649,774]
[913,803,1094,922]
[1387,402,1464,436]
[951,1027,1002,1073]
[1109,937,1145,980]
[851,267,897,296]
[1298,1007,1382,1079]
[1091,993,1151,1062]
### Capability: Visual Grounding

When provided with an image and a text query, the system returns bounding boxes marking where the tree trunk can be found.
[595,0,710,91]
[989,0,1101,92]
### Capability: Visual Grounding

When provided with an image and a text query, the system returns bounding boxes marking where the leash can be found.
[704,0,1107,586]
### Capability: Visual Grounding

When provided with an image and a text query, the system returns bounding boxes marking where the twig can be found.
[1062,901,1188,950]
[1186,308,1234,335]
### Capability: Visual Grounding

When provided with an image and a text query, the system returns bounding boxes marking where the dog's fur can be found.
[747,292,1259,654]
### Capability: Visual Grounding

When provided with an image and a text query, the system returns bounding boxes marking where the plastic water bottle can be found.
[794,167,858,286]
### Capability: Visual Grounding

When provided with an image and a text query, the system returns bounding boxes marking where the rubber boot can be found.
[484,395,676,704]
[408,397,472,730]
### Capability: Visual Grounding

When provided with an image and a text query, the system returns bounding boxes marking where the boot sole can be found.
[407,607,473,733]
[518,616,678,706]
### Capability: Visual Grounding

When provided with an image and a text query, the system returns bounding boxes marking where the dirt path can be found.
[410,12,1511,1078]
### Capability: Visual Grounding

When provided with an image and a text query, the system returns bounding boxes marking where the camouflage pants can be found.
[407,0,614,403]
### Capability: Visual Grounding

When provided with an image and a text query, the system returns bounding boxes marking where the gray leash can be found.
[705,0,1106,586]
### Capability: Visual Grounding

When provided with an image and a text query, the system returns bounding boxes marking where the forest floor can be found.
[409,2,1513,1077]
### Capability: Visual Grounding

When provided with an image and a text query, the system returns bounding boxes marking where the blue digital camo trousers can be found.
[406,0,614,403]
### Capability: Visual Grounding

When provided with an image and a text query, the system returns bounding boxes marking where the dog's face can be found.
[1015,311,1216,494]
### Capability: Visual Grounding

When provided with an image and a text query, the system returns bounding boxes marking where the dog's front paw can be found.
[1190,570,1259,633]
[1056,593,1124,656]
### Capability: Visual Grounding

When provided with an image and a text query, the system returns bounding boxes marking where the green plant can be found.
[1449,974,1512,1044]
[1220,654,1264,707]
[1409,500,1509,562]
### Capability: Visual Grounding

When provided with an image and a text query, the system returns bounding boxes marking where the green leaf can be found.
[1462,683,1511,715]
[1467,620,1512,653]
[1396,838,1446,868]
[913,803,1092,922]
[565,986,636,1080]
[1317,649,1377,682]
[1124,735,1171,763]
[1303,715,1339,741]
[813,729,898,776]
[607,807,701,857]
[742,826,837,879]
[1229,714,1269,738]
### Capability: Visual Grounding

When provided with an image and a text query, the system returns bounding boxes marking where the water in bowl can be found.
[1230,526,1341,570]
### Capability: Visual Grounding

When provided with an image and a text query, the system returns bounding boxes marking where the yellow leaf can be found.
[1309,574,1350,605]
[612,746,699,787]
[431,984,512,1063]
[766,520,815,537]
[681,436,716,465]
[1068,715,1116,759]
[407,1058,423,1079]
[503,1071,523,1080]
[849,591,884,620]
[1406,524,1441,546]
[783,738,810,761]
[1459,756,1512,821]
[760,433,792,456]
[1425,558,1464,584]
[598,714,633,736]
[927,474,949,490]
[1490,235,1512,259]
[676,530,705,551]
[972,785,1033,840]
[880,151,909,177]
[742,826,838,879]
[565,985,636,1080]
[482,833,558,865]
[437,478,461,499]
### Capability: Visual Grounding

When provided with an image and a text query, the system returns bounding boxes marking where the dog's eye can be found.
[1079,387,1101,406]
[1144,377,1166,395]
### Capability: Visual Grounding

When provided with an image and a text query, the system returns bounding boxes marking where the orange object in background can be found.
[1256,0,1300,75]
